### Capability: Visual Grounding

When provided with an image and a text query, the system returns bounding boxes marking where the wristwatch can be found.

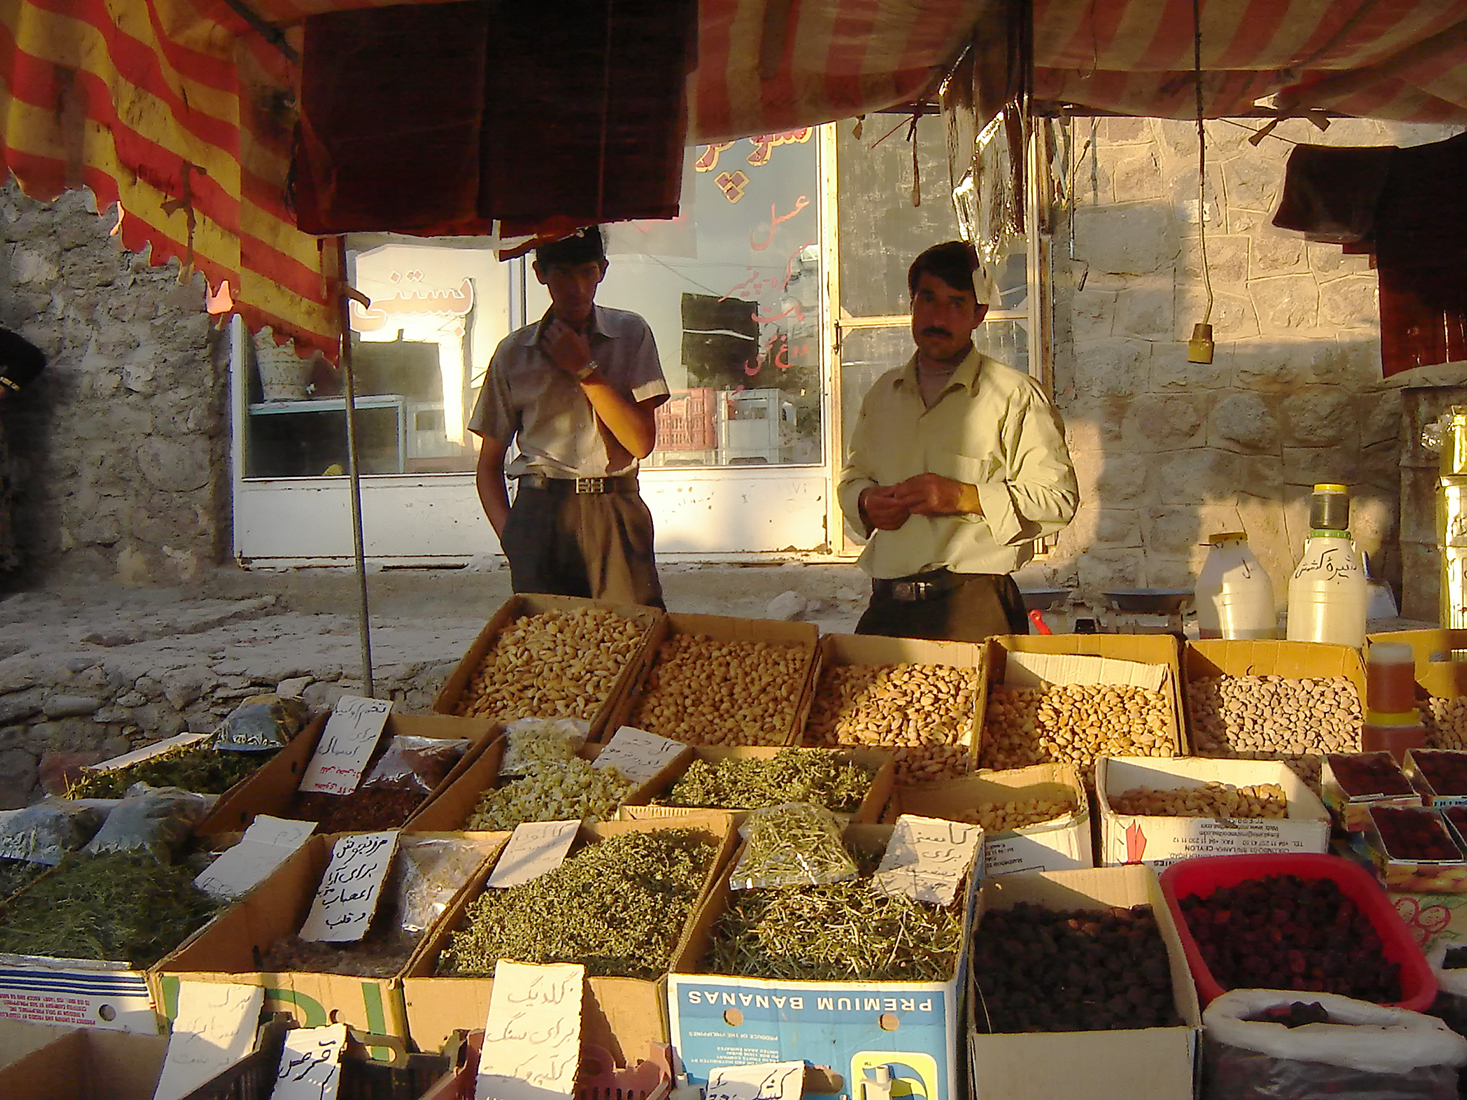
[573,359,600,382]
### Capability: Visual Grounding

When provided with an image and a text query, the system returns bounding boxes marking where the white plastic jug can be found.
[1286,533,1368,647]
[1195,532,1278,639]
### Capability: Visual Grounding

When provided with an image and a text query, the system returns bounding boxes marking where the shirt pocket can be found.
[932,450,1003,486]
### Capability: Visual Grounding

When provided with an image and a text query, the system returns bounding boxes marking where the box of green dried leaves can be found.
[400,812,737,1058]
[667,821,979,1100]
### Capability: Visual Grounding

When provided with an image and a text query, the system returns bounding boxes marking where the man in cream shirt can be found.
[837,240,1078,641]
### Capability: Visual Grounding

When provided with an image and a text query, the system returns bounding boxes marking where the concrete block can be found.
[1209,392,1278,452]
[1282,445,1358,488]
[1249,234,1306,276]
[1360,390,1403,450]
[136,435,211,493]
[1074,204,1179,276]
[1119,393,1210,451]
[1092,453,1151,506]
[1221,156,1282,212]
[1072,338,1150,397]
[1146,507,1207,555]
[1152,449,1245,505]
[1069,287,1117,342]
[1280,389,1357,447]
[1175,288,1257,340]
[1180,235,1248,287]
[1114,286,1174,340]
[1093,509,1142,546]
[1110,150,1165,201]
[1307,242,1373,281]
[1318,276,1378,330]
[1251,275,1319,334]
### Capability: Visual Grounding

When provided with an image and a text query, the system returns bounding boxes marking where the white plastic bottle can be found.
[1286,484,1368,647]
[1195,532,1278,639]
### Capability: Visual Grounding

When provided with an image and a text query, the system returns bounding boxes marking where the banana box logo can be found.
[851,1052,937,1100]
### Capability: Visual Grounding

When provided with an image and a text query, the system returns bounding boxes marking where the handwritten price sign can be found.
[299,831,399,942]
[475,961,584,1100]
[298,695,392,796]
[873,814,983,906]
[271,1024,346,1100]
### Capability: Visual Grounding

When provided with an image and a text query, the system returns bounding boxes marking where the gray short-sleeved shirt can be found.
[467,304,670,478]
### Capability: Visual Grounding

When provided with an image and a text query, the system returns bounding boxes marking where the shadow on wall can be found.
[1037,337,1401,612]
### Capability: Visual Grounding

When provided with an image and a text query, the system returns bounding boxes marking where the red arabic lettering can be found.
[749,196,810,252]
[746,128,812,167]
[695,142,735,173]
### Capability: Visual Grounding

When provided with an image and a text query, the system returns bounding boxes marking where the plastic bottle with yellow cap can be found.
[1286,483,1368,647]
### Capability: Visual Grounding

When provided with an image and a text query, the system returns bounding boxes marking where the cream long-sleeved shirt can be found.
[837,347,1079,579]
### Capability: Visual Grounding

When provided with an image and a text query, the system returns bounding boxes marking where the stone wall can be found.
[0,185,227,585]
[1041,117,1462,606]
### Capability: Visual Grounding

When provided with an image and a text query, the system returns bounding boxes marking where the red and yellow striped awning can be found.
[3,0,1465,360]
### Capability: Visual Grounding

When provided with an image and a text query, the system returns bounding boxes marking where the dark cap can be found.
[535,226,606,269]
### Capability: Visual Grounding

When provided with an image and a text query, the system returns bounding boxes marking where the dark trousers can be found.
[855,571,1028,642]
[500,487,665,609]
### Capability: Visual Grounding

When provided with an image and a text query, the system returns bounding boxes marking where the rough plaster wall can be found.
[0,184,229,584]
[1037,116,1462,608]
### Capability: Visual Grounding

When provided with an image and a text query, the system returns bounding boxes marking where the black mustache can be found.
[922,327,952,337]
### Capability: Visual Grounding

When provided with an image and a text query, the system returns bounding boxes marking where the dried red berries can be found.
[971,902,1182,1033]
[1178,874,1402,1002]
[1325,752,1414,797]
[1371,806,1463,862]
[1411,750,1467,796]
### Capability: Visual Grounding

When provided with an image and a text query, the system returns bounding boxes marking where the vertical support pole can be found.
[336,236,375,698]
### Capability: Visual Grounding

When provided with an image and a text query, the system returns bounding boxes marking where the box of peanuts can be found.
[883,763,1092,875]
[801,633,986,785]
[978,635,1186,779]
[431,593,663,739]
[1182,639,1366,794]
[1095,755,1330,868]
[601,613,820,748]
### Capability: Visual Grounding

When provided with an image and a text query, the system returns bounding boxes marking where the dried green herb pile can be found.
[0,858,45,899]
[466,756,634,829]
[707,843,963,982]
[661,749,876,813]
[0,853,221,966]
[437,829,717,979]
[66,743,275,799]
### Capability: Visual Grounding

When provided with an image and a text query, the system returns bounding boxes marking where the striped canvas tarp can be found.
[3,0,1466,359]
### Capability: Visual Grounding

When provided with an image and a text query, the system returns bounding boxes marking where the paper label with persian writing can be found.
[298,831,398,942]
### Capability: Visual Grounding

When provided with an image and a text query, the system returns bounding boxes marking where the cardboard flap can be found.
[1003,651,1169,692]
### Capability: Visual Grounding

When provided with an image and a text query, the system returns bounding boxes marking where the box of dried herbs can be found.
[620,745,896,825]
[401,812,737,1058]
[0,851,225,1033]
[410,720,692,832]
[197,713,495,837]
[668,821,978,1100]
[432,593,664,739]
[153,829,506,1040]
[883,763,1093,875]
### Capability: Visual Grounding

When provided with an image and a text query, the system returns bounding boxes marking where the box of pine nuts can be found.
[978,635,1187,782]
[1095,755,1331,869]
[801,633,987,786]
[431,593,664,740]
[883,763,1092,876]
[603,613,820,748]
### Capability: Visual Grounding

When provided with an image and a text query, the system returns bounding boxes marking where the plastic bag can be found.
[360,736,471,794]
[213,694,312,752]
[728,802,859,890]
[83,784,216,862]
[0,798,110,865]
[1202,989,1467,1100]
[498,717,589,777]
[393,835,501,933]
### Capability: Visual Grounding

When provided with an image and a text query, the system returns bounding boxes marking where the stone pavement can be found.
[0,561,871,807]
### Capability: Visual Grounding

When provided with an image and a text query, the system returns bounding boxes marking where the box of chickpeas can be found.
[884,762,1091,875]
[1095,755,1330,869]
[432,594,663,739]
[605,613,819,747]
[802,633,985,785]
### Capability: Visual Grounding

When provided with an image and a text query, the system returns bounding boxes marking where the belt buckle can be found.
[574,477,605,494]
[893,580,920,601]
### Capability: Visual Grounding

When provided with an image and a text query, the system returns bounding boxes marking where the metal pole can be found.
[336,236,375,698]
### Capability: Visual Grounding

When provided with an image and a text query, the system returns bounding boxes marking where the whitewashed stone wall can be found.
[0,185,226,584]
[1038,117,1461,606]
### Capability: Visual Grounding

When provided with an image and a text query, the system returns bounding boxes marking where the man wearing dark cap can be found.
[837,240,1078,641]
[468,227,670,607]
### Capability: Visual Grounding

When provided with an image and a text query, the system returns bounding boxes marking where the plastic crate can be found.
[654,388,716,451]
[1158,852,1437,1011]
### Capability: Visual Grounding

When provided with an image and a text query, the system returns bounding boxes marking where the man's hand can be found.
[542,318,595,379]
[859,485,912,531]
[891,472,982,517]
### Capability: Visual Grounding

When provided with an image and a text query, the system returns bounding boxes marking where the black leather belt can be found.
[872,569,967,602]
[517,473,640,494]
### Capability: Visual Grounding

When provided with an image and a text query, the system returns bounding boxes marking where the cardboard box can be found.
[1403,748,1467,808]
[980,635,1187,771]
[402,813,736,1058]
[667,824,977,1100]
[153,830,508,1040]
[618,745,895,825]
[1095,756,1330,868]
[882,765,1092,876]
[1182,639,1367,759]
[803,633,986,777]
[0,1027,168,1100]
[196,713,497,836]
[1359,804,1467,893]
[0,1018,78,1068]
[604,613,820,748]
[432,593,663,738]
[967,865,1201,1100]
[410,732,692,830]
[1320,752,1423,831]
